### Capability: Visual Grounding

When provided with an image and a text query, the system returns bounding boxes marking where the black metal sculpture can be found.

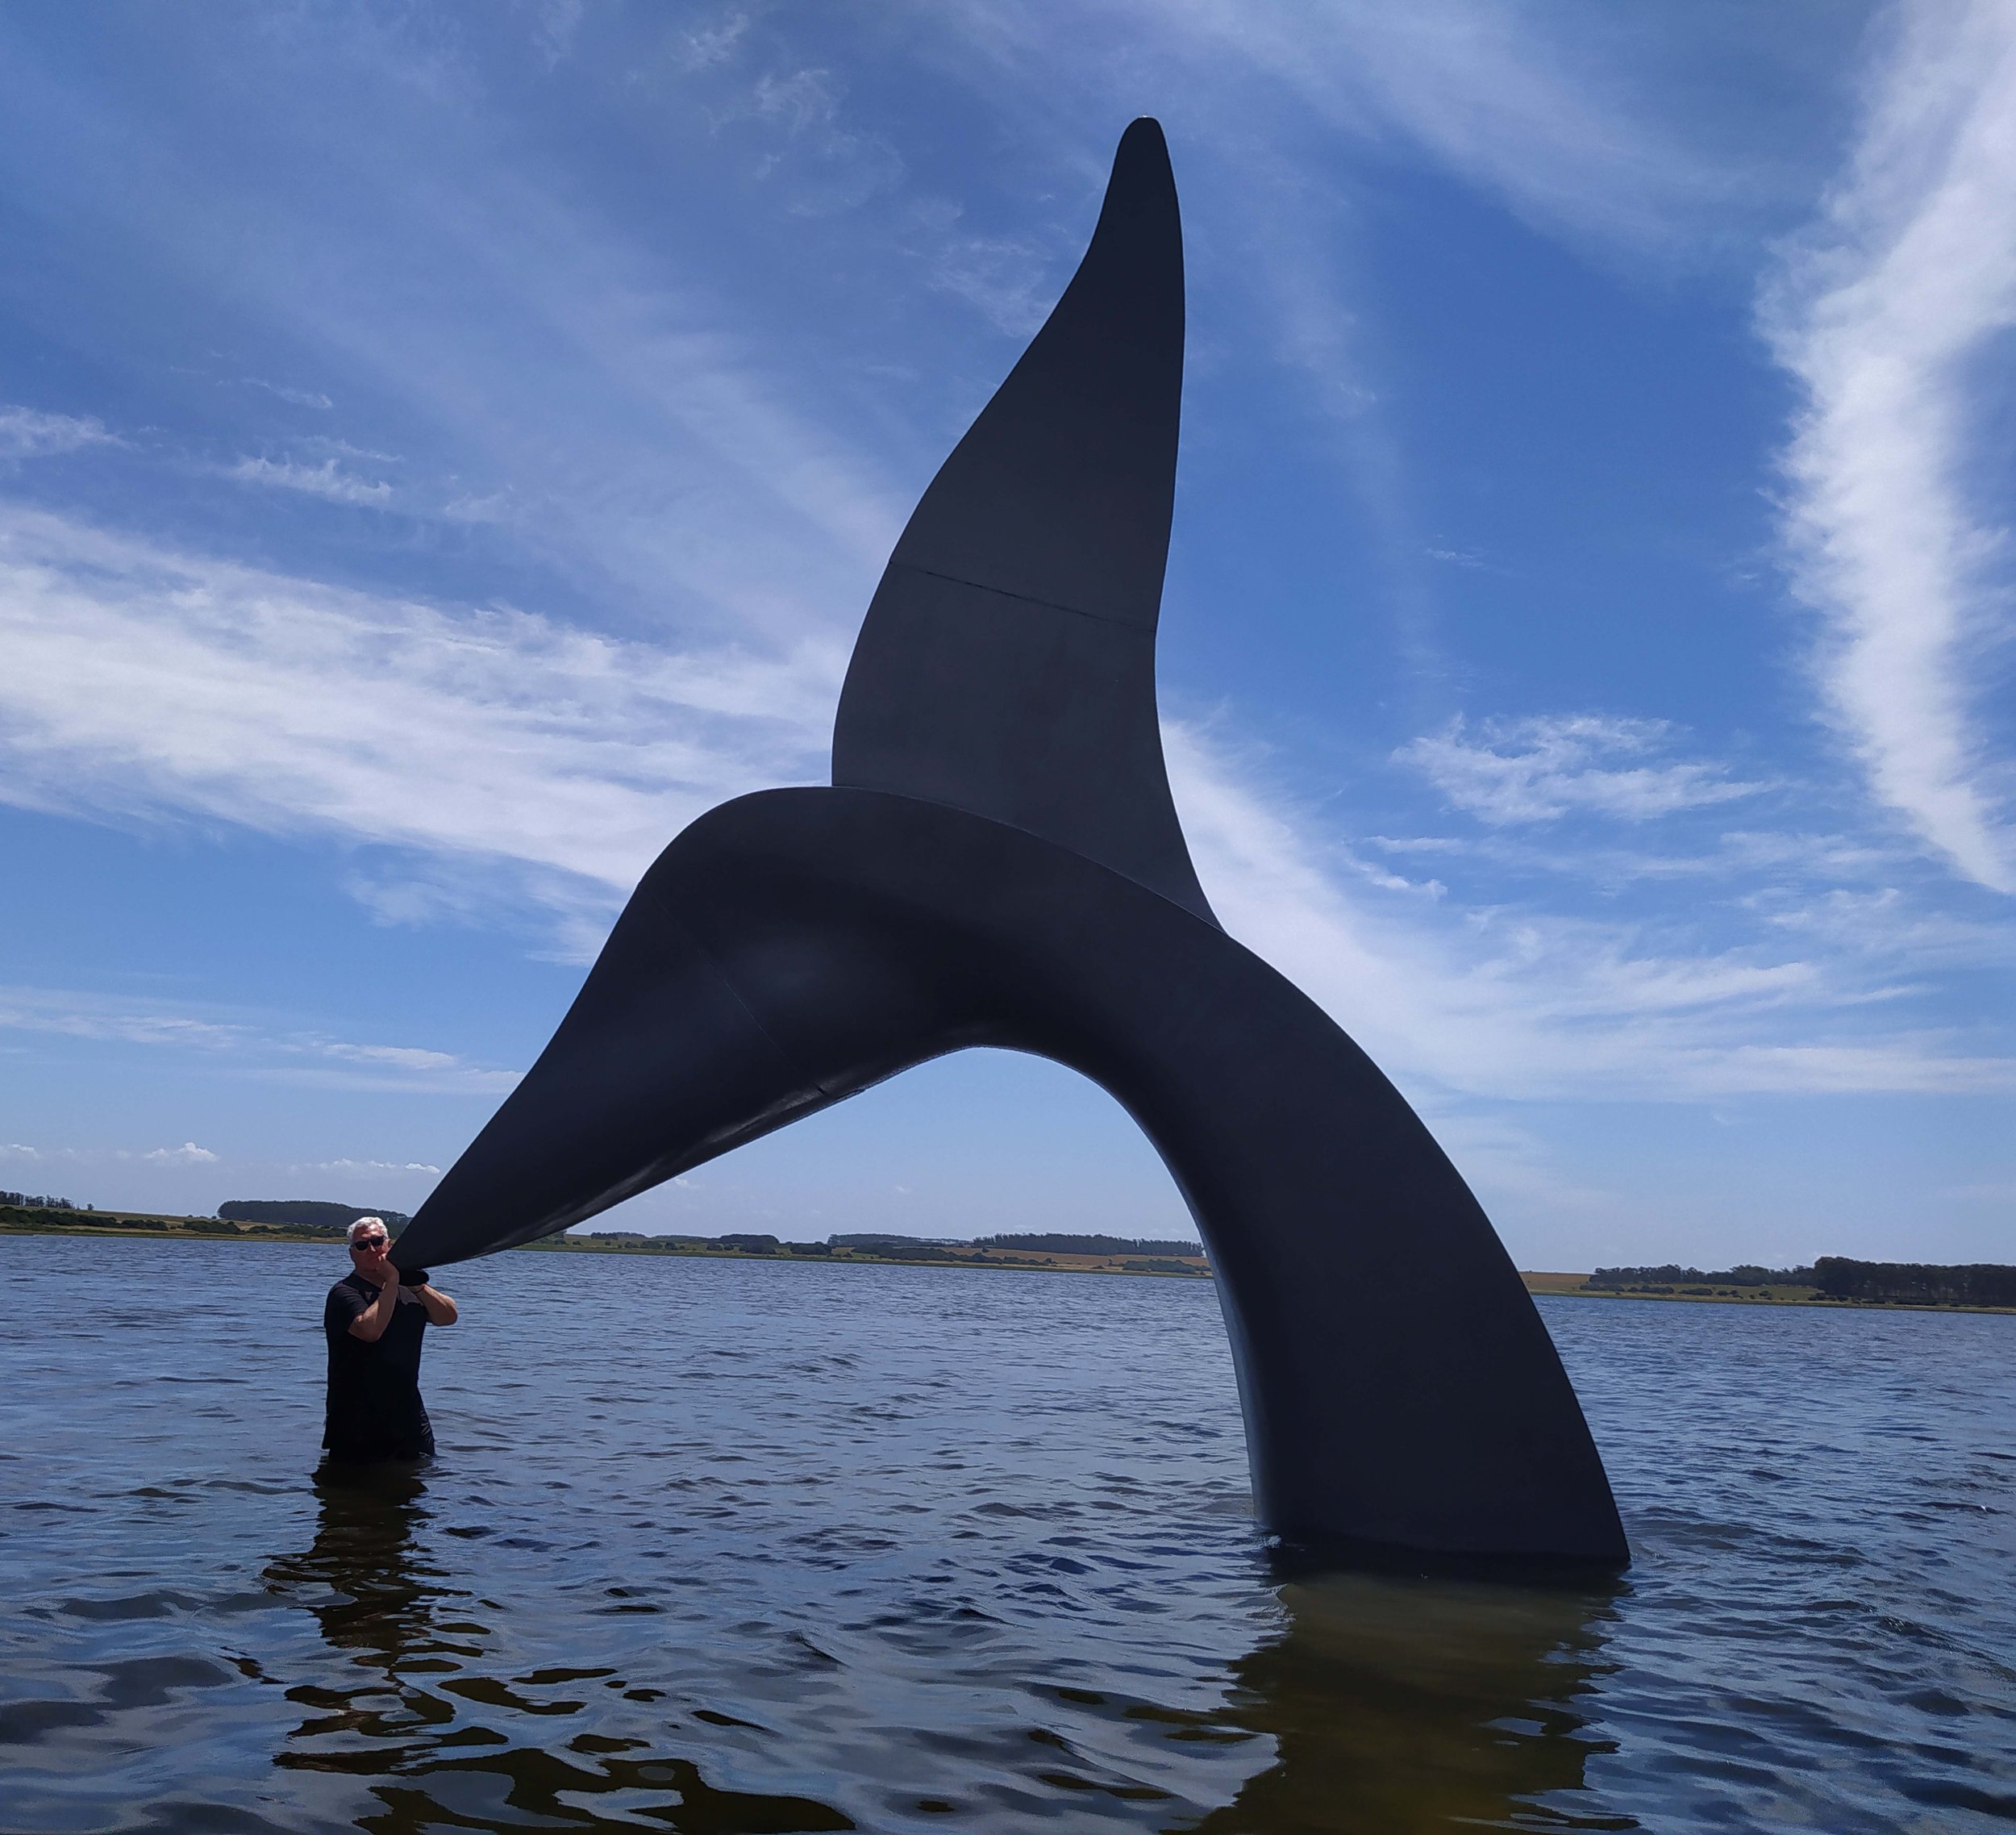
[394,119,1628,1570]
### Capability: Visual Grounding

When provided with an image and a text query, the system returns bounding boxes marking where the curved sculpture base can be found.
[398,788,1627,1568]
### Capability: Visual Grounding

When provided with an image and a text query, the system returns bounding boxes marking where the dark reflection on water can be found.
[1198,1577,1632,1834]
[271,1466,435,1667]
[2,1235,2013,1833]
[267,1470,857,1832]
[260,1474,1625,1835]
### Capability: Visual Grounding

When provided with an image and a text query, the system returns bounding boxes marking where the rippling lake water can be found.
[2,1234,2012,1832]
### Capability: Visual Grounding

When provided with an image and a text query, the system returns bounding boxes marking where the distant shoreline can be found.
[0,1211,1211,1279]
[5,1213,2012,1314]
[1519,1268,2014,1317]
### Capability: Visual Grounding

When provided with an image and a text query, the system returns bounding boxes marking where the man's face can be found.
[349,1229,389,1268]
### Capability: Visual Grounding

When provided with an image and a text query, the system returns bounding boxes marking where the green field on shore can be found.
[0,1206,1211,1278]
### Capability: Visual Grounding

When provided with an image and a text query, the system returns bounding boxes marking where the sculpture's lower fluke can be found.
[398,790,1628,1569]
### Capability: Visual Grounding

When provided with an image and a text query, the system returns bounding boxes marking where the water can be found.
[2,1235,2011,1833]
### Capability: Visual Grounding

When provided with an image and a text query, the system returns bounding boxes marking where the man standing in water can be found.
[323,1216,459,1466]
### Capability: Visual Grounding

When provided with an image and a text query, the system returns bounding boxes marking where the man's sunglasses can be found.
[350,1237,389,1252]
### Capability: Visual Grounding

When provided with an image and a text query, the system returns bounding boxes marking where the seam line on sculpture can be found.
[644,890,813,1088]
[895,564,1154,632]
[823,785,1223,932]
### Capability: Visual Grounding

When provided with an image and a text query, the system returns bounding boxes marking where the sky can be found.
[1,0,2011,1270]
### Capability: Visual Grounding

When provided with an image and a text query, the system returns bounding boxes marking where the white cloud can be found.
[925,227,1056,338]
[1764,0,2016,894]
[0,11,2001,1136]
[145,1141,218,1163]
[1396,714,1764,824]
[531,0,586,68]
[227,455,393,506]
[719,65,906,214]
[1168,724,2014,1102]
[240,377,334,410]
[1703,1041,2016,1094]
[0,405,119,461]
[47,85,910,642]
[319,1044,460,1073]
[0,490,2001,1117]
[10,560,1989,1110]
[298,1157,443,1176]
[944,0,1743,256]
[0,984,519,1095]
[674,11,751,74]
[0,503,837,899]
[0,986,249,1053]
[1758,884,2015,968]
[1364,825,1912,899]
[1162,0,1718,245]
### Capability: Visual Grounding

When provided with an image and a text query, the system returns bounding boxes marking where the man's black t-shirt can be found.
[323,1272,435,1463]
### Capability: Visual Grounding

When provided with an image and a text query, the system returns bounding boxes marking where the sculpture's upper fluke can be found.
[832,118,1214,924]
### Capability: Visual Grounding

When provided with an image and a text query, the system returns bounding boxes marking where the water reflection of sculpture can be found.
[1195,1576,1631,1833]
[394,119,1627,1573]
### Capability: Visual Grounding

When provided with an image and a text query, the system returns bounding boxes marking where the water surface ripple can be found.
[2,1237,2010,1831]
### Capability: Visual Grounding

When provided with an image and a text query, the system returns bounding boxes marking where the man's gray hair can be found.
[345,1216,389,1245]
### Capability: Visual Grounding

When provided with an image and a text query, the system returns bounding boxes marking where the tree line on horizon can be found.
[1811,1257,2016,1307]
[218,1199,413,1230]
[1587,1257,2015,1307]
[15,1197,2004,1305]
[974,1232,1205,1257]
[0,1195,410,1239]
[1587,1263,1816,1290]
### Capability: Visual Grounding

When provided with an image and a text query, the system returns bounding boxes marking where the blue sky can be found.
[1,1,2010,1269]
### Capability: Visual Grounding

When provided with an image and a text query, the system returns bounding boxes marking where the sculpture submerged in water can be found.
[394,119,1629,1570]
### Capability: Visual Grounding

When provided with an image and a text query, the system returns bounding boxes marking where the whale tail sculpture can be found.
[394,119,1629,1570]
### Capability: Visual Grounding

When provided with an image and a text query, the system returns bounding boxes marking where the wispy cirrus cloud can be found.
[238,377,333,410]
[2,1139,222,1166]
[1764,0,2016,895]
[297,1157,443,1176]
[0,987,246,1053]
[1126,0,1724,248]
[319,1044,462,1074]
[0,503,838,901]
[0,403,121,461]
[1754,885,2016,980]
[0,984,519,1095]
[0,1,2004,1205]
[1167,724,2014,1102]
[937,0,1802,269]
[1396,714,1765,825]
[227,454,392,506]
[0,485,1995,1107]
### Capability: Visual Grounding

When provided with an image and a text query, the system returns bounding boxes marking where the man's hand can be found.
[348,1250,404,1341]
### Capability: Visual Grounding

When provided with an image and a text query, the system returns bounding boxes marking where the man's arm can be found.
[411,1281,457,1326]
[347,1270,402,1343]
